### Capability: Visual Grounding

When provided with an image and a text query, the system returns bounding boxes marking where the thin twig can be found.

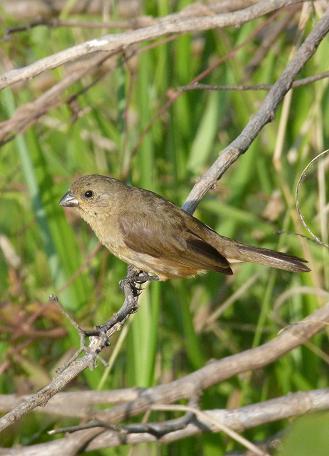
[295,149,329,249]
[2,17,155,39]
[178,71,329,92]
[81,388,329,451]
[152,404,268,456]
[89,301,329,425]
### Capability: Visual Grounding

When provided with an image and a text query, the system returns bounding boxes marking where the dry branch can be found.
[183,5,329,212]
[3,65,328,148]
[0,267,153,434]
[0,0,309,90]
[0,14,258,147]
[0,301,329,448]
[0,54,114,145]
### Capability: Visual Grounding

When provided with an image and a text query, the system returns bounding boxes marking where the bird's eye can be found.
[84,190,93,198]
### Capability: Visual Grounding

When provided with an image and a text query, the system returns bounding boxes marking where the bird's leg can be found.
[82,267,158,338]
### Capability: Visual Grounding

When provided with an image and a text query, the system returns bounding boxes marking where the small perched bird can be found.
[59,175,310,280]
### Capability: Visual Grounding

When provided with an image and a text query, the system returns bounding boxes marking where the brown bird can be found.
[59,175,310,280]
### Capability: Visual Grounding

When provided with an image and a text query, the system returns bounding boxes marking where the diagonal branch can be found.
[0,53,114,146]
[183,5,329,213]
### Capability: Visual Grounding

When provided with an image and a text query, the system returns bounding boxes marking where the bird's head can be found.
[59,174,121,221]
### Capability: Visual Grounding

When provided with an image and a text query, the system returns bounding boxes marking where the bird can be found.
[59,174,310,280]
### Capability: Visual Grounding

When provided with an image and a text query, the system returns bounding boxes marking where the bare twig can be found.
[89,388,329,449]
[90,301,329,424]
[50,404,268,456]
[2,17,155,38]
[0,54,115,145]
[151,404,269,456]
[0,338,98,433]
[0,389,143,418]
[0,1,310,90]
[178,71,329,92]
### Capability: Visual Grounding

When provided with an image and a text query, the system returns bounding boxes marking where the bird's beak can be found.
[59,191,79,208]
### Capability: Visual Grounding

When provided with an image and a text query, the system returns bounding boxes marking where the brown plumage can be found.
[59,175,310,280]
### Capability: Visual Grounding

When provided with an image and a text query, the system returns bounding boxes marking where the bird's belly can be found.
[96,224,205,280]
[117,250,205,280]
[113,248,168,278]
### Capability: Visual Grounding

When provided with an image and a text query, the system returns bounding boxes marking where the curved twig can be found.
[295,149,329,249]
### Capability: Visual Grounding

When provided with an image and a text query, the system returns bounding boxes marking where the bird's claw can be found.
[79,325,111,343]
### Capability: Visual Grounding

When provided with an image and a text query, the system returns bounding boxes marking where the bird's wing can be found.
[119,198,232,275]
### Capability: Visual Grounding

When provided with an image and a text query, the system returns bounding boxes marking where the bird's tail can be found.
[233,244,310,272]
[209,233,310,273]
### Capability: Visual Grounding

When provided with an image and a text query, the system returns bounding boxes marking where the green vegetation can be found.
[0,2,328,454]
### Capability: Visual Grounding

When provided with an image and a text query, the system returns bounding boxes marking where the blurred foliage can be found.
[279,412,329,456]
[0,1,328,454]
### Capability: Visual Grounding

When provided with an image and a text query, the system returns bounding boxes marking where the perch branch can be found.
[0,268,151,433]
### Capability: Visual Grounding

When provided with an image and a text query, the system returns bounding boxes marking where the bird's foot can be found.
[120,269,159,296]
